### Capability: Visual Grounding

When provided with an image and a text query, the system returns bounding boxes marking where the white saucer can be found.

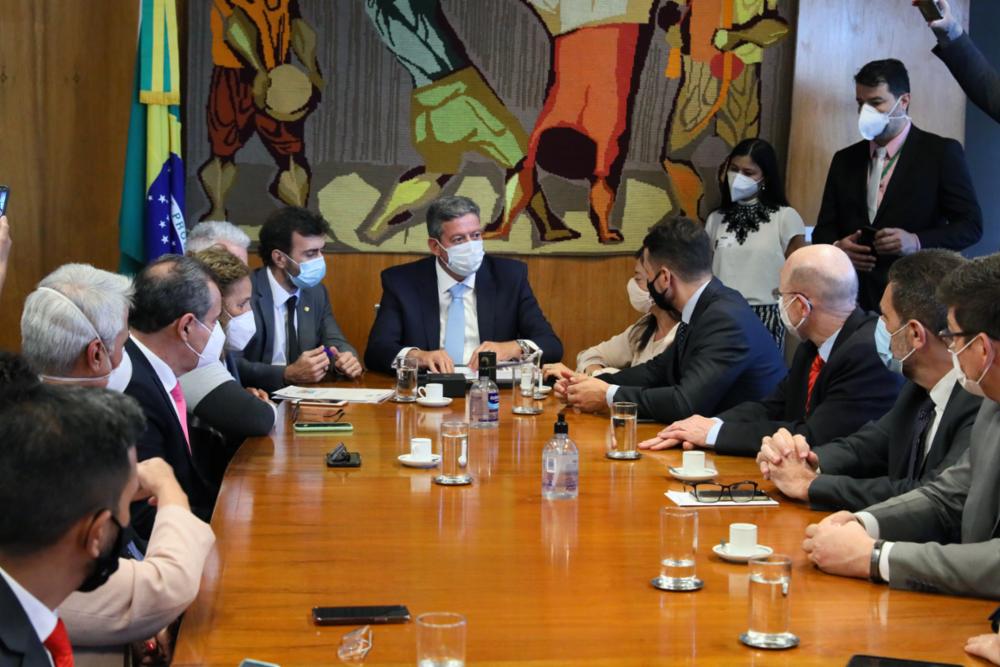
[668,466,718,482]
[416,397,452,407]
[534,386,552,395]
[398,454,441,468]
[712,543,773,563]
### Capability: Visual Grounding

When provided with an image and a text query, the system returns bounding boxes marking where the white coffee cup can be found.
[410,437,433,461]
[418,383,444,400]
[682,450,706,472]
[728,522,758,556]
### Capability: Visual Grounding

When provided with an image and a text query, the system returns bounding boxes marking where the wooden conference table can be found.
[174,380,995,666]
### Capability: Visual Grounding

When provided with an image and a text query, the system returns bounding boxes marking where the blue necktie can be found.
[445,282,469,364]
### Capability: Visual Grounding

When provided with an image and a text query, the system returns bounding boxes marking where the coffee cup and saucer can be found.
[713,523,773,563]
[416,383,452,407]
[398,437,441,468]
[668,451,718,482]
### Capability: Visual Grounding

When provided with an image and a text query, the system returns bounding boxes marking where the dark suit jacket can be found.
[809,381,981,512]
[602,278,787,423]
[237,267,357,393]
[813,125,982,310]
[934,33,1000,124]
[712,309,903,456]
[0,576,51,667]
[364,255,564,373]
[124,338,217,538]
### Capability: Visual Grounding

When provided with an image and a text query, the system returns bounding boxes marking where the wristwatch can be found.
[516,339,532,358]
[869,539,886,584]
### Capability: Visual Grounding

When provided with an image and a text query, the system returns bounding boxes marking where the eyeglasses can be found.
[771,288,812,305]
[938,328,978,351]
[684,480,764,503]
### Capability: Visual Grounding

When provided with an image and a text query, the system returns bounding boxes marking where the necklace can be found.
[721,200,780,244]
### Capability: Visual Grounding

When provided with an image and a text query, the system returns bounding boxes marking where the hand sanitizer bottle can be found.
[469,351,499,429]
[542,412,579,499]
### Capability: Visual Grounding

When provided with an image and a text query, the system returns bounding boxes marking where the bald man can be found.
[640,245,904,455]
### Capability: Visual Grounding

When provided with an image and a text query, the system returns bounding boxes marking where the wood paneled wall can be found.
[0,1,139,351]
[786,0,970,227]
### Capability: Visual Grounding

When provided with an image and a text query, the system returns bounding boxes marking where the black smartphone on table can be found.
[847,656,960,667]
[0,185,9,216]
[312,605,410,625]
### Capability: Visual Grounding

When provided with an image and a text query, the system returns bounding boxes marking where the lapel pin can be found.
[304,306,310,313]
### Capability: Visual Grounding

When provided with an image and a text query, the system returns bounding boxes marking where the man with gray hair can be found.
[365,195,563,373]
[122,254,222,537]
[185,220,251,263]
[20,263,133,388]
[640,244,903,455]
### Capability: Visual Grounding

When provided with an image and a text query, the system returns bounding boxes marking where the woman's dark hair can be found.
[719,138,789,210]
[627,248,658,352]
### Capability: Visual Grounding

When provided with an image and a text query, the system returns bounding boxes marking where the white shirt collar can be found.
[929,367,960,410]
[435,258,476,295]
[816,328,842,362]
[680,278,712,324]
[266,266,299,307]
[129,333,178,394]
[0,565,58,645]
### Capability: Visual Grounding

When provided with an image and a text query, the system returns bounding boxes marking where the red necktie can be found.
[168,383,191,453]
[44,618,74,667]
[806,354,825,411]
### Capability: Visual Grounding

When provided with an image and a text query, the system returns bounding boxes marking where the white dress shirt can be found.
[395,259,537,365]
[129,335,183,426]
[704,326,843,446]
[266,266,300,365]
[0,565,58,663]
[606,278,712,406]
[855,367,962,583]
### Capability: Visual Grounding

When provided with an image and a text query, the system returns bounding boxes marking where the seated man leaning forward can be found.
[801,253,1000,599]
[638,244,902,455]
[757,250,980,512]
[365,195,563,374]
[558,217,787,421]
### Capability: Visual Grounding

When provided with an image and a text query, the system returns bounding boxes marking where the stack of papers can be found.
[272,386,394,404]
[665,490,779,508]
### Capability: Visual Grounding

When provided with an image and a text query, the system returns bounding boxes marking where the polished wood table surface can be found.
[174,386,995,666]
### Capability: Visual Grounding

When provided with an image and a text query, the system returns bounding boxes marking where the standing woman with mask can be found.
[543,250,678,379]
[705,138,806,349]
[179,247,276,444]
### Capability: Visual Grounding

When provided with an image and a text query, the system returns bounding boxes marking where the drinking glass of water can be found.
[512,360,543,415]
[651,507,703,591]
[416,612,465,667]
[394,356,418,402]
[740,554,799,649]
[435,420,472,486]
[607,401,640,460]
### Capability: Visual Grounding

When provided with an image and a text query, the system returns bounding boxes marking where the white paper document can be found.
[272,386,394,403]
[665,490,779,508]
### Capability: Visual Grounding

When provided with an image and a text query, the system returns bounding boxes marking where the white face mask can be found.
[858,97,906,141]
[105,351,133,392]
[951,335,993,398]
[727,171,761,202]
[224,309,257,352]
[35,286,116,385]
[778,294,809,340]
[441,239,485,278]
[626,278,653,314]
[186,319,225,369]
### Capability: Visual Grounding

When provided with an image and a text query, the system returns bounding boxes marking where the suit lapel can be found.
[421,258,442,351]
[0,576,47,664]
[810,309,867,405]
[475,258,496,344]
[254,268,276,359]
[125,339,191,465]
[922,383,962,474]
[874,126,921,227]
[849,141,871,220]
[297,290,314,350]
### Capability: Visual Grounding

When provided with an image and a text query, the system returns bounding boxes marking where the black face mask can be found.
[647,274,681,320]
[77,514,124,593]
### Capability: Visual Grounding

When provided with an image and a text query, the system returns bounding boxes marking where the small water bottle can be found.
[469,351,499,429]
[542,412,579,499]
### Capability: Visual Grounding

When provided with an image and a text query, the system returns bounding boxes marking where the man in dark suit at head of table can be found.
[364,195,563,374]
[636,243,904,455]
[557,217,788,422]
[812,57,982,312]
